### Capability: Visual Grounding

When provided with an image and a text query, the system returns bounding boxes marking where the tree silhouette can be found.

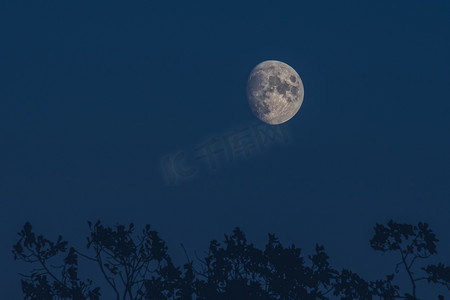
[194,228,271,299]
[369,220,449,299]
[85,221,190,299]
[13,220,449,299]
[12,222,100,300]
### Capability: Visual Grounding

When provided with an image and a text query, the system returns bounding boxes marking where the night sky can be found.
[1,1,449,298]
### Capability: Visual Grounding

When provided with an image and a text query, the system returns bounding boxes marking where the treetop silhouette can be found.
[13,220,449,299]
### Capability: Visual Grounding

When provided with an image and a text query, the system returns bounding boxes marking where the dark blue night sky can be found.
[1,1,449,298]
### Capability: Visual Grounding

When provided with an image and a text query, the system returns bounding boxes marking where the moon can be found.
[246,60,304,125]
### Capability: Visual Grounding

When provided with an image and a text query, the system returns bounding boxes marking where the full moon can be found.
[246,60,304,125]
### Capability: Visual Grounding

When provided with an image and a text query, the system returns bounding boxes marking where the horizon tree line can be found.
[13,219,450,299]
